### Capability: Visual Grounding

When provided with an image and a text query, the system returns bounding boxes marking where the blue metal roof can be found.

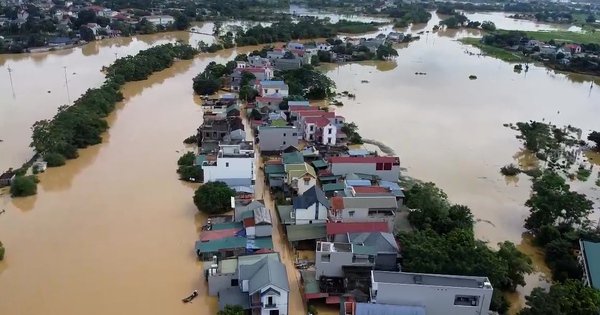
[345,179,372,187]
[221,94,236,99]
[260,81,286,86]
[355,303,425,315]
[288,101,310,106]
[380,180,402,191]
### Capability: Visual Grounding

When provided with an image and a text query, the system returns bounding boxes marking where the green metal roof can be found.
[270,120,287,127]
[276,205,295,225]
[241,210,254,219]
[252,237,274,250]
[319,175,340,181]
[352,244,378,255]
[195,155,207,166]
[322,182,346,192]
[282,151,304,165]
[264,164,285,175]
[286,224,326,242]
[197,237,246,252]
[312,159,328,168]
[210,222,243,231]
[582,240,600,289]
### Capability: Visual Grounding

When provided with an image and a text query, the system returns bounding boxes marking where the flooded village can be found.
[1,2,600,315]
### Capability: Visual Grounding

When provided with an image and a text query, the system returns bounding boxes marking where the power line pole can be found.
[7,66,15,98]
[63,66,71,103]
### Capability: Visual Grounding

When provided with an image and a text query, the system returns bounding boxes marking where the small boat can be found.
[469,75,478,80]
[182,290,198,303]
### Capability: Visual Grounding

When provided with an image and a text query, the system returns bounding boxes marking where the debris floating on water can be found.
[469,75,478,80]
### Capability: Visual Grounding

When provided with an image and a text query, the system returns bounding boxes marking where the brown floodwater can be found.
[0,15,599,315]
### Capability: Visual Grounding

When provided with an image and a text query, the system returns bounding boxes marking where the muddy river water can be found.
[1,11,599,315]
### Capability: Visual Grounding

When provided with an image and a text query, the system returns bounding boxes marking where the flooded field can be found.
[0,12,599,315]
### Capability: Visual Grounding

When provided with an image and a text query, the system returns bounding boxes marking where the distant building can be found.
[144,15,175,26]
[328,156,401,182]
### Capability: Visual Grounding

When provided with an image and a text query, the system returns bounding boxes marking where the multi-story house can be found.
[296,110,336,139]
[231,63,274,92]
[303,116,337,145]
[257,126,299,153]
[369,271,493,315]
[248,55,272,67]
[144,15,175,26]
[257,80,289,97]
[286,163,317,196]
[329,195,398,231]
[201,142,255,186]
[328,156,401,182]
[291,186,329,225]
[207,253,290,315]
[315,241,376,279]
[256,96,284,112]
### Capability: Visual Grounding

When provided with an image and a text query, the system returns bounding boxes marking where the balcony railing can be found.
[264,304,277,309]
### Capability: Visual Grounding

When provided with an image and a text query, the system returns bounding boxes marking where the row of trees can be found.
[30,43,198,166]
[439,12,497,31]
[399,182,533,313]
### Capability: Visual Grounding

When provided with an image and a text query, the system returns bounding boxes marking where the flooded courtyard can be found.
[1,12,599,315]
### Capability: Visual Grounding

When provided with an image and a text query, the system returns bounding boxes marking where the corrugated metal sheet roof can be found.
[286,224,327,242]
[322,182,346,192]
[582,240,600,289]
[345,179,372,187]
[253,207,272,225]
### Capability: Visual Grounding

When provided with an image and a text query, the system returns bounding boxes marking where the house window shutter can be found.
[376,163,384,170]
[384,163,392,170]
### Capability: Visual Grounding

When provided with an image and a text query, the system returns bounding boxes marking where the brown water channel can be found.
[0,15,599,315]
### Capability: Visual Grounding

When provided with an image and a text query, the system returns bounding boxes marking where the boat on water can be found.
[182,290,198,303]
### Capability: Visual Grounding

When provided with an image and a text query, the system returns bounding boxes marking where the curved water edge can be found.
[0,14,599,315]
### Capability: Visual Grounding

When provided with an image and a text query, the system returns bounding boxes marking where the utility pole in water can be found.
[63,66,71,103]
[7,66,15,98]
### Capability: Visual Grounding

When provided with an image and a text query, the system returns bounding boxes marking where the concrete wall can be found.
[208,273,236,296]
[259,285,289,315]
[373,281,493,315]
[295,202,327,225]
[315,250,355,278]
[329,163,400,182]
[258,127,299,151]
[203,156,255,183]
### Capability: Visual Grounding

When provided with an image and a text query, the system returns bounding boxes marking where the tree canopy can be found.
[517,279,600,315]
[193,181,236,214]
[588,131,600,151]
[10,175,39,197]
[275,65,336,100]
[217,305,244,315]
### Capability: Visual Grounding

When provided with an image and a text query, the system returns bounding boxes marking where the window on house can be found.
[290,211,295,219]
[268,297,274,305]
[328,128,332,134]
[292,133,297,136]
[349,210,355,217]
[231,279,239,286]
[275,89,279,93]
[283,133,286,136]
[376,163,384,170]
[310,125,314,131]
[303,178,310,185]
[321,254,331,262]
[454,295,479,307]
[283,141,286,145]
[264,89,268,94]
[226,162,229,167]
[383,163,392,170]
[327,138,332,144]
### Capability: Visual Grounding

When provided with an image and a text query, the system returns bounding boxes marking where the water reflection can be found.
[10,194,37,212]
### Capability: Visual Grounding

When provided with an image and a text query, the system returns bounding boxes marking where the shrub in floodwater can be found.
[183,134,198,144]
[576,168,592,181]
[0,241,4,261]
[500,164,521,176]
[596,178,600,187]
[44,153,66,167]
[177,152,195,166]
[10,175,38,197]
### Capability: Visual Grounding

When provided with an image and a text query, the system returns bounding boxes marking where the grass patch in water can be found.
[576,168,592,181]
[512,30,600,44]
[458,37,526,62]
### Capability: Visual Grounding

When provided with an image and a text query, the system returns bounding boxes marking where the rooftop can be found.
[322,182,346,192]
[355,303,425,315]
[342,196,398,209]
[260,80,287,86]
[329,156,400,165]
[372,271,492,289]
[276,205,295,225]
[282,151,304,165]
[305,116,331,128]
[326,222,390,235]
[581,240,600,289]
[286,224,327,242]
[318,241,353,252]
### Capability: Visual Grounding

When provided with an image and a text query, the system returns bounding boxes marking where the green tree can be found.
[218,305,244,315]
[192,75,222,95]
[376,44,399,60]
[524,172,594,233]
[276,66,336,100]
[586,15,596,23]
[239,85,258,101]
[283,51,295,59]
[177,165,203,182]
[341,122,363,144]
[174,13,190,30]
[0,241,4,261]
[44,152,67,167]
[249,108,263,120]
[544,239,582,282]
[496,241,533,291]
[481,21,496,31]
[193,181,236,214]
[278,95,306,110]
[10,175,38,197]
[587,131,600,151]
[177,151,195,166]
[234,53,248,62]
[517,280,600,315]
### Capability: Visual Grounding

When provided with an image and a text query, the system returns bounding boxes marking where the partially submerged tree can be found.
[218,305,244,315]
[517,279,600,315]
[10,175,38,197]
[0,241,4,261]
[177,152,195,166]
[193,181,236,214]
[588,131,600,151]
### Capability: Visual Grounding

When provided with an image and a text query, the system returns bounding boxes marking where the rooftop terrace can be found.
[372,271,492,289]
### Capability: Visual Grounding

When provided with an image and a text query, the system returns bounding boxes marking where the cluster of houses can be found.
[0,0,180,49]
[192,77,498,315]
[494,37,597,64]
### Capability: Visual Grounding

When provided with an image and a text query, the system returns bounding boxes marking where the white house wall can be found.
[295,202,327,225]
[259,285,289,315]
[203,157,255,183]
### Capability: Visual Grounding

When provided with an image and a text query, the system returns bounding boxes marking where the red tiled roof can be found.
[352,186,390,194]
[246,103,255,108]
[330,196,344,210]
[256,97,283,102]
[251,120,264,126]
[326,296,354,304]
[113,14,128,20]
[565,43,581,49]
[200,228,240,241]
[326,222,390,235]
[328,156,400,165]
[305,116,331,128]
[255,248,274,254]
